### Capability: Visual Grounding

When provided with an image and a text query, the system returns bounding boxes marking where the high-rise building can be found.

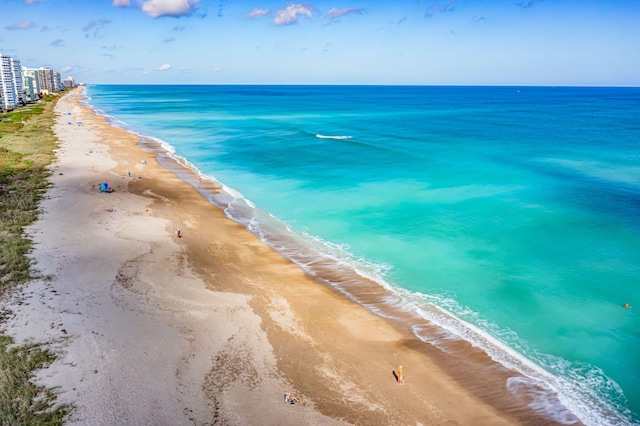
[1,53,18,110]
[53,71,62,91]
[37,67,55,93]
[22,68,41,101]
[10,57,23,103]
[1,53,26,109]
[2,54,74,108]
[23,74,37,102]
[63,76,75,89]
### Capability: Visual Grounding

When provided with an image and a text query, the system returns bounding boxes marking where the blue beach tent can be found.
[99,183,110,192]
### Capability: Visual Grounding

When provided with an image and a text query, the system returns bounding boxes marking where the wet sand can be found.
[4,87,577,425]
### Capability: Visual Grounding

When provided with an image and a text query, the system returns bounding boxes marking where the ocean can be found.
[85,85,640,426]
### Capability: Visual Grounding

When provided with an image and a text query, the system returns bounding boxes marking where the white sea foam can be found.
[155,137,176,154]
[403,291,634,426]
[316,134,353,140]
[507,376,579,424]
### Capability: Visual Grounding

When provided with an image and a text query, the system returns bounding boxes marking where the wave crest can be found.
[316,134,353,140]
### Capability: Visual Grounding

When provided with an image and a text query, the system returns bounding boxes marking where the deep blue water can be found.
[86,85,640,426]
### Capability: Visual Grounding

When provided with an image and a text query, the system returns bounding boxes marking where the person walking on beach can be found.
[397,365,404,385]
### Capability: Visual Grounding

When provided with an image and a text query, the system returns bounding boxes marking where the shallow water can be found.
[87,85,640,425]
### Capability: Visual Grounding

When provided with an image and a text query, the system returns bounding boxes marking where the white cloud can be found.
[142,0,200,18]
[274,4,313,26]
[158,63,172,70]
[5,21,35,31]
[246,8,269,19]
[327,7,365,20]
[25,0,46,4]
[112,0,130,7]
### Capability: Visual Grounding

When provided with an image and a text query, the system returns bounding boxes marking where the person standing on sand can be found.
[397,365,404,385]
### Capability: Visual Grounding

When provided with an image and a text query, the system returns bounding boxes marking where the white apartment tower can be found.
[1,53,25,109]
[22,68,41,101]
[53,71,62,91]
[2,54,73,108]
[1,53,18,110]
[10,57,24,102]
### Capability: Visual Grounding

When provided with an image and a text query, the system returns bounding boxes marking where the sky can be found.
[1,0,639,86]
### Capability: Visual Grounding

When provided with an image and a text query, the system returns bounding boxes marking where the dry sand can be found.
[3,87,573,425]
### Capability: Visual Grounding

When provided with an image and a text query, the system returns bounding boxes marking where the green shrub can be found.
[0,335,70,425]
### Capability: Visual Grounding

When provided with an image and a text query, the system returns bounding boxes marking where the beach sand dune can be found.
[4,88,574,425]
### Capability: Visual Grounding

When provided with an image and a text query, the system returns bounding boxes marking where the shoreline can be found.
[5,87,578,425]
[104,89,587,425]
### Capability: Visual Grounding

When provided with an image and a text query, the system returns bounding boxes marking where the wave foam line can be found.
[316,134,353,140]
[406,291,633,426]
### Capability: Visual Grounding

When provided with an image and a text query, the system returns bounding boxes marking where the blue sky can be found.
[1,0,639,85]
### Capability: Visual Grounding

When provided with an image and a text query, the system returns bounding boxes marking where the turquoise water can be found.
[86,85,640,425]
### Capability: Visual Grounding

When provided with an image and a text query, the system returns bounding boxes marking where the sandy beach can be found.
[3,87,574,425]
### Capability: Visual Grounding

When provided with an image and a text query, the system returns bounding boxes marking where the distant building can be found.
[62,76,75,89]
[11,57,24,101]
[10,57,24,104]
[22,68,41,102]
[37,67,66,93]
[37,67,55,94]
[22,74,37,102]
[1,53,75,108]
[53,71,63,91]
[1,53,20,110]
